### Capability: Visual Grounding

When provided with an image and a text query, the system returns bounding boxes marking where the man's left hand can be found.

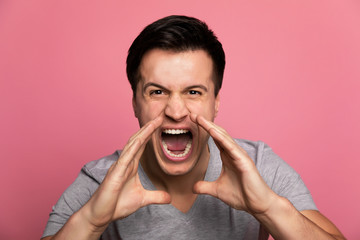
[190,113,279,215]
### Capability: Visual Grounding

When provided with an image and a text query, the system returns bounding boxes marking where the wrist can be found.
[252,196,302,239]
[51,208,107,240]
[69,207,108,239]
[252,194,296,226]
[78,204,110,232]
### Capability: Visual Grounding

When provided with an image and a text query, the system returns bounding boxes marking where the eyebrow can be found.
[184,85,208,92]
[143,82,208,93]
[143,82,169,93]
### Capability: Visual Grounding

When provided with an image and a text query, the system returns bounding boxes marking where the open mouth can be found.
[161,129,193,160]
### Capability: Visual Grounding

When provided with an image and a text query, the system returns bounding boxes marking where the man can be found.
[42,15,345,239]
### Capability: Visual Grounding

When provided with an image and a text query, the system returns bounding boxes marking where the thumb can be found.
[193,181,218,198]
[142,190,171,207]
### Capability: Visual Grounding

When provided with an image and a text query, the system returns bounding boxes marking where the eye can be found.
[188,90,201,95]
[150,90,163,95]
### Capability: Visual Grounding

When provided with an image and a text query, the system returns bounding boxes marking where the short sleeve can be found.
[41,169,100,238]
[255,142,317,211]
[41,152,118,238]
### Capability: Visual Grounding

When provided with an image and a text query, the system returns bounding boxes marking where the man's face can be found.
[133,49,220,176]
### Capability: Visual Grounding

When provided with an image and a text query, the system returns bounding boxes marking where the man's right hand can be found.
[82,115,171,229]
[45,116,171,240]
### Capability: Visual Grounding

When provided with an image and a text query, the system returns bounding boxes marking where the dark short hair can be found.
[126,15,225,96]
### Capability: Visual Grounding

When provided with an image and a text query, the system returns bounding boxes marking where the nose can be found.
[164,94,189,122]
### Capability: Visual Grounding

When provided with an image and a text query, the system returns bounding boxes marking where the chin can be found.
[157,159,198,176]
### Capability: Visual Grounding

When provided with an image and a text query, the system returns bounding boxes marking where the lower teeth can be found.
[162,140,192,158]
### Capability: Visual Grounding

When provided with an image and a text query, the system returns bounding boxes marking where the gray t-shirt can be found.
[42,138,317,239]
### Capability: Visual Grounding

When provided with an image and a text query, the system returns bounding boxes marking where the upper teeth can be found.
[163,129,189,134]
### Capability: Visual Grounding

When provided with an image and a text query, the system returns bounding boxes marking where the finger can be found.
[191,114,231,142]
[112,138,143,178]
[120,115,161,156]
[196,115,242,151]
[141,190,171,206]
[193,181,218,198]
[191,114,249,162]
[116,116,163,173]
[191,113,227,133]
[199,117,231,140]
[128,115,163,146]
[190,113,227,152]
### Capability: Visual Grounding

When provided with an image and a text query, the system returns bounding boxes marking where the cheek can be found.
[186,100,216,119]
[139,101,167,121]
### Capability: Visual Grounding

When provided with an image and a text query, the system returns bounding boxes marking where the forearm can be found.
[254,196,345,240]
[47,208,107,240]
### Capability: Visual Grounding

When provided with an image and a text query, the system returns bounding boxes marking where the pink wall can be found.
[1,0,359,239]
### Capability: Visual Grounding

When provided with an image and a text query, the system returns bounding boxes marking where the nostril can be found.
[164,99,189,121]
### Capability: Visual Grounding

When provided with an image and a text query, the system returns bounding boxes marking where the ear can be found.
[214,93,220,118]
[132,96,139,118]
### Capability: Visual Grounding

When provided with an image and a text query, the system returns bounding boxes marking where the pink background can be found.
[1,0,359,239]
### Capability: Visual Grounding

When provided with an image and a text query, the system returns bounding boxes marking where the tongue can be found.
[162,134,190,151]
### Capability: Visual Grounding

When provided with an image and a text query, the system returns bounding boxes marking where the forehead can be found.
[138,49,214,89]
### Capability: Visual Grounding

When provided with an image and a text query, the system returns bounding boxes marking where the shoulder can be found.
[81,150,120,183]
[209,138,317,211]
[208,137,269,165]
[208,138,276,179]
[232,138,301,191]
[60,150,120,199]
[232,138,274,166]
[232,138,289,170]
